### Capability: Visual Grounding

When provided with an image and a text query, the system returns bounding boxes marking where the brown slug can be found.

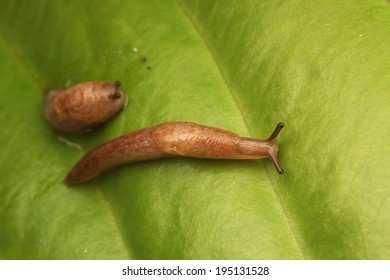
[65,122,284,185]
[44,81,126,133]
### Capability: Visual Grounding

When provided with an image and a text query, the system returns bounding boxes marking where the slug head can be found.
[82,80,127,129]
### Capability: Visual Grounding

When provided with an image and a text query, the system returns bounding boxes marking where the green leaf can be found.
[0,0,389,259]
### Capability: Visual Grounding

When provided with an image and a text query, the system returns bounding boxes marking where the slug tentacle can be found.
[269,152,284,175]
[267,122,284,141]
[65,122,285,185]
[267,122,285,174]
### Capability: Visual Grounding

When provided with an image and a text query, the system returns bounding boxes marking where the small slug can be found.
[44,81,126,133]
[65,122,285,185]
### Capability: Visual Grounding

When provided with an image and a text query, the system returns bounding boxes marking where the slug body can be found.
[65,122,284,185]
[44,81,126,133]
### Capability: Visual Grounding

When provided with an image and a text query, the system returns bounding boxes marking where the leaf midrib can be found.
[176,0,306,259]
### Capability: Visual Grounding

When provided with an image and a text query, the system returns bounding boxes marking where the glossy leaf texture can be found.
[0,0,389,259]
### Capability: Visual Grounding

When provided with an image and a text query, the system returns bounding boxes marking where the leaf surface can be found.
[0,0,389,259]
